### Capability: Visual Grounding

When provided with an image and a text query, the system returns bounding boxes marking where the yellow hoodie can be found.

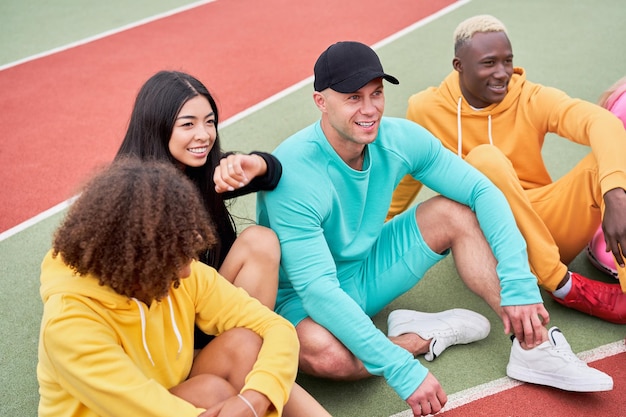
[389,67,626,217]
[37,251,298,417]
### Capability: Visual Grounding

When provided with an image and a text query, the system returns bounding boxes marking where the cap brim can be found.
[331,72,399,93]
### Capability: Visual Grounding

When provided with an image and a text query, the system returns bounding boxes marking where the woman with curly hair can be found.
[116,70,281,323]
[37,159,330,417]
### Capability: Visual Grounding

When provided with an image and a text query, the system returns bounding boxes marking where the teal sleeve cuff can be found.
[500,278,543,306]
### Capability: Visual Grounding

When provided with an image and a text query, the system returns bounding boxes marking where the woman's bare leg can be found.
[171,328,261,410]
[219,225,280,309]
[190,328,262,386]
[215,228,331,415]
[284,383,333,417]
[169,374,236,410]
[185,328,331,415]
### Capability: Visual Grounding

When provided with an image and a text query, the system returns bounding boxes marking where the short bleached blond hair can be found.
[454,15,507,54]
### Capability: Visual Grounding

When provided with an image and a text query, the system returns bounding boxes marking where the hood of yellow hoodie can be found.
[40,249,186,369]
[441,67,526,116]
[40,249,134,310]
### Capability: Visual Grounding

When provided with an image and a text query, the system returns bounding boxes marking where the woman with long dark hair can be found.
[115,71,331,417]
[117,71,280,313]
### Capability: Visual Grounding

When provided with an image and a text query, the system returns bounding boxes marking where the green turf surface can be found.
[0,0,206,65]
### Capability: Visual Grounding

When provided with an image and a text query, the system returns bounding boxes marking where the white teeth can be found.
[188,147,208,154]
[357,121,374,127]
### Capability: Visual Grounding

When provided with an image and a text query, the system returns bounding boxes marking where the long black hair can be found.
[116,71,236,267]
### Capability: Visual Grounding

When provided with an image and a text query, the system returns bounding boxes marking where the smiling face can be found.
[453,31,514,108]
[315,78,385,168]
[168,95,217,168]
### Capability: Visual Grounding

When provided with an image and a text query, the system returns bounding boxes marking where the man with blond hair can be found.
[390,14,626,325]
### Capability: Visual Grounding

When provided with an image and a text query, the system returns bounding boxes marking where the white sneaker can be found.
[506,327,614,392]
[387,309,491,361]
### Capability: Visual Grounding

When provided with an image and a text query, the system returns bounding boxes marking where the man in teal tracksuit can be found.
[257,41,612,416]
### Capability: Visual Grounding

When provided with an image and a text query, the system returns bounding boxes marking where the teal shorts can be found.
[275,205,449,326]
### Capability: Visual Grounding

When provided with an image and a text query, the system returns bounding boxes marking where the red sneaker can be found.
[550,272,626,324]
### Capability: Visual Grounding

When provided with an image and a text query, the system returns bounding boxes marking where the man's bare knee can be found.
[417,196,473,222]
[299,340,364,379]
[297,319,366,380]
[416,196,478,251]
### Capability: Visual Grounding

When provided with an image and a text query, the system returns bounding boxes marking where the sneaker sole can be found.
[387,308,490,342]
[506,363,614,392]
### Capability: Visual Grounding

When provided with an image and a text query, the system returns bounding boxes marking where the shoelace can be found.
[573,279,618,309]
[551,344,581,364]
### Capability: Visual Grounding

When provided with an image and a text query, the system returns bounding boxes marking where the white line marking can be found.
[221,0,473,128]
[3,1,625,414]
[1,0,470,241]
[389,340,626,417]
[0,196,79,241]
[0,0,217,72]
[372,0,472,49]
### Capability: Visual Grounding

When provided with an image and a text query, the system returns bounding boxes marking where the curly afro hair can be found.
[52,158,217,303]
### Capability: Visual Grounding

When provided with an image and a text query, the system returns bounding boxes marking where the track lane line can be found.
[389,340,626,417]
[0,0,217,72]
[1,0,467,239]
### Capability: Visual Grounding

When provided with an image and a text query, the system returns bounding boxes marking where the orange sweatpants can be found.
[464,145,603,291]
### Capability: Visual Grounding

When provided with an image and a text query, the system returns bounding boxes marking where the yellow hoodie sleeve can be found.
[38,294,205,417]
[192,263,299,417]
[38,254,298,417]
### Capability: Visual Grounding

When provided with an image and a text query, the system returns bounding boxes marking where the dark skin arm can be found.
[602,188,626,268]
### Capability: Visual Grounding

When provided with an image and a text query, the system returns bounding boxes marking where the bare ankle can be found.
[389,333,430,356]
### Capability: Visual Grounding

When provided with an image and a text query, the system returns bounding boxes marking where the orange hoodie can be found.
[389,67,626,217]
[387,68,626,292]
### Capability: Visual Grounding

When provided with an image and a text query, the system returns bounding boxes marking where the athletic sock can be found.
[551,272,572,299]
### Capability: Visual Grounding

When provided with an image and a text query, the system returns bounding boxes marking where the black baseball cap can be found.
[313,41,399,93]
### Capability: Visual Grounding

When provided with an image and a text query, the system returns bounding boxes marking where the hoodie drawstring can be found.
[131,296,183,366]
[456,97,463,157]
[166,296,183,357]
[456,96,494,157]
[132,298,155,366]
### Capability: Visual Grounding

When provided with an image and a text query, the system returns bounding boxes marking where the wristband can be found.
[238,394,260,417]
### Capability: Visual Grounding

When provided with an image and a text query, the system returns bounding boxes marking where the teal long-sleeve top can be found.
[257,117,541,400]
